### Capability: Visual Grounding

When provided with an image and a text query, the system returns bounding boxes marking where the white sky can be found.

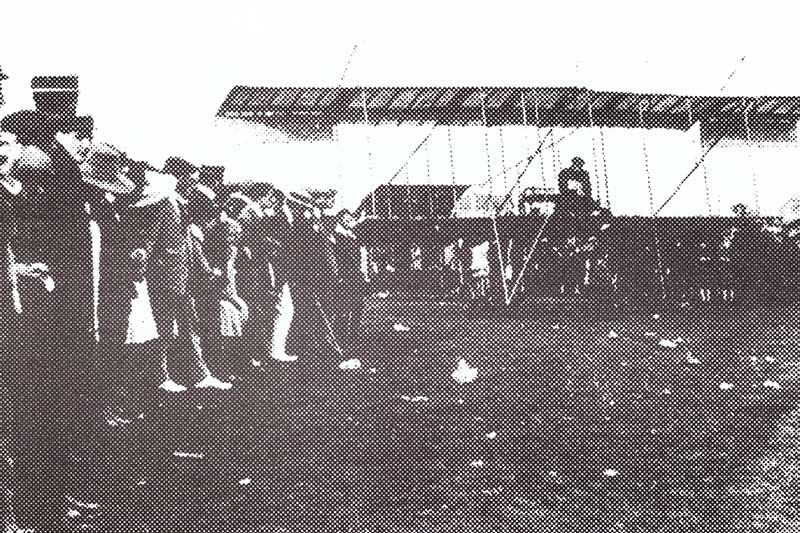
[1,0,799,214]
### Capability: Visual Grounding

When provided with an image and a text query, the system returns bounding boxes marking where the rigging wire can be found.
[425,137,433,218]
[599,127,610,209]
[639,100,667,304]
[743,98,761,216]
[588,95,601,202]
[448,126,457,218]
[653,137,721,216]
[499,126,508,215]
[534,90,547,189]
[361,88,377,217]
[481,91,511,303]
[693,99,714,217]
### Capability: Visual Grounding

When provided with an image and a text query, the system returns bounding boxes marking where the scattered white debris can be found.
[338,358,362,370]
[369,367,377,374]
[548,471,558,478]
[137,480,146,486]
[66,496,99,510]
[602,468,619,477]
[765,356,776,363]
[686,353,701,365]
[662,388,671,395]
[600,223,611,231]
[173,451,204,459]
[239,478,252,486]
[644,332,656,338]
[485,431,498,440]
[763,380,782,390]
[719,382,735,391]
[251,358,262,367]
[66,509,80,519]
[393,323,411,332]
[470,459,485,468]
[105,415,131,427]
[137,413,145,420]
[659,339,679,349]
[652,314,660,320]
[457,398,465,405]
[452,358,479,384]
[376,291,390,299]
[608,330,619,339]
[401,395,429,403]
[386,265,396,273]
[552,324,560,330]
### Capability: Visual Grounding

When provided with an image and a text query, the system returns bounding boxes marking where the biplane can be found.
[215,85,800,310]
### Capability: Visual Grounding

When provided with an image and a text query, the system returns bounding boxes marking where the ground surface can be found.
[12,299,800,532]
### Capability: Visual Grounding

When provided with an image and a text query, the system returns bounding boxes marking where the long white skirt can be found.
[270,282,294,358]
[125,280,159,345]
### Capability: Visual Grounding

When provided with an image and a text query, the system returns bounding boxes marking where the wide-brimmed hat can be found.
[80,143,136,195]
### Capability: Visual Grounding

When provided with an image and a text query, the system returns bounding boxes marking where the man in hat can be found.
[132,158,231,392]
[331,209,366,358]
[2,131,79,532]
[557,156,595,213]
[285,190,344,360]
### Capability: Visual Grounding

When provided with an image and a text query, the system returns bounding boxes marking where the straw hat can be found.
[79,143,135,195]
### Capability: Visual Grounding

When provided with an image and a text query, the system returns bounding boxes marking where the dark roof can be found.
[217,86,800,130]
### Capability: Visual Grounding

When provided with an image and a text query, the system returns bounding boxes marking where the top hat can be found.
[32,75,79,116]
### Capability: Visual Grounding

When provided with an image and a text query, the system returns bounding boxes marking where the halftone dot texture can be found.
[2,86,799,533]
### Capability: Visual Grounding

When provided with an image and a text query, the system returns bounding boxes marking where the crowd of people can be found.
[0,71,372,531]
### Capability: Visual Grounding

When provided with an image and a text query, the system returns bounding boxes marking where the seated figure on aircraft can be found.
[557,157,597,213]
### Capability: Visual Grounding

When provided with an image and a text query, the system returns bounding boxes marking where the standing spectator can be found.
[284,192,340,360]
[234,191,292,364]
[131,165,231,392]
[332,210,366,358]
[5,127,87,532]
[0,106,20,531]
[203,210,249,375]
[696,240,714,305]
[718,226,737,304]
